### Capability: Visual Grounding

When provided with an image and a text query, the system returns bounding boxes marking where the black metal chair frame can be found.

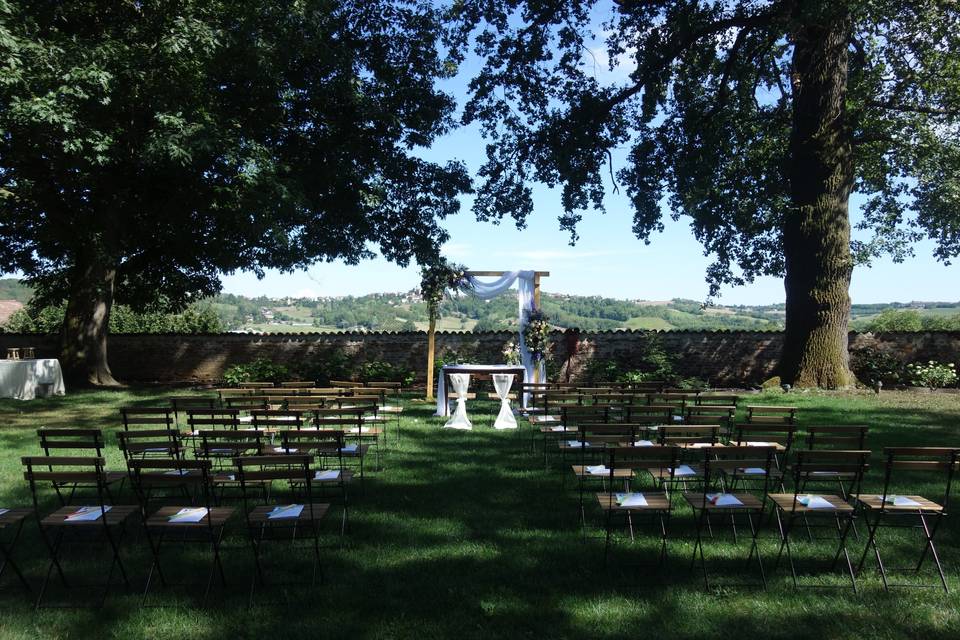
[771,449,870,592]
[129,458,233,606]
[855,447,959,593]
[23,456,137,609]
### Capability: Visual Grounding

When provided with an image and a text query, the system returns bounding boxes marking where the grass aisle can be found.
[0,390,958,638]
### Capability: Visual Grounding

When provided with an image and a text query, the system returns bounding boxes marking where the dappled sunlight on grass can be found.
[0,388,956,638]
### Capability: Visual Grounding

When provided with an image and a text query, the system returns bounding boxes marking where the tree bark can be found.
[425,314,436,400]
[780,5,856,388]
[60,252,120,386]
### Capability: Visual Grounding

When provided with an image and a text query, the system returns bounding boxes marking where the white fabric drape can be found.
[492,373,517,429]
[465,270,546,399]
[435,364,526,416]
[443,373,473,430]
[0,359,66,400]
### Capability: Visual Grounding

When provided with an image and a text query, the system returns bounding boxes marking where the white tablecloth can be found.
[435,364,527,416]
[0,359,66,400]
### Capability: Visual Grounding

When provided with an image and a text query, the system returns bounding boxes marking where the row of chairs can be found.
[7,451,343,608]
[581,444,957,593]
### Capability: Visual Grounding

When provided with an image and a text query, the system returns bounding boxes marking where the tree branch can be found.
[601,4,789,113]
[867,99,960,117]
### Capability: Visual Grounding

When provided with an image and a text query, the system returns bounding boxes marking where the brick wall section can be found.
[1,330,959,385]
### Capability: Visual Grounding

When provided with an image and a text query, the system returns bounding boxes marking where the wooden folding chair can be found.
[622,403,675,427]
[0,508,33,595]
[768,449,870,592]
[185,408,241,457]
[120,407,175,432]
[542,405,609,468]
[570,424,645,531]
[23,456,138,608]
[278,430,352,535]
[746,405,797,425]
[646,392,696,412]
[235,455,329,606]
[117,429,182,462]
[216,387,255,403]
[169,396,218,428]
[684,446,776,589]
[128,458,234,605]
[317,405,382,465]
[855,447,959,592]
[308,412,371,483]
[650,425,721,492]
[251,409,304,435]
[803,425,870,499]
[197,430,268,501]
[224,396,269,418]
[37,429,126,505]
[685,405,736,439]
[280,381,315,389]
[237,382,275,389]
[697,393,740,406]
[186,408,241,435]
[731,423,797,491]
[598,446,679,570]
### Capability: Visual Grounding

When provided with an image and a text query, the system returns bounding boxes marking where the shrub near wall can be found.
[0,330,958,386]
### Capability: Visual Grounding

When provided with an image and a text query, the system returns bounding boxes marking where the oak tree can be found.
[450,0,960,387]
[0,0,469,384]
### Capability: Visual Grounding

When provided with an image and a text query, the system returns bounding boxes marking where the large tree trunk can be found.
[60,252,120,386]
[780,6,856,389]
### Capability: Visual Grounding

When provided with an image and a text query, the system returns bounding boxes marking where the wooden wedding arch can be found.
[425,270,549,400]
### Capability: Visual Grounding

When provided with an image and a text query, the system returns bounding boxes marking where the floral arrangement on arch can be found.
[502,340,521,365]
[523,307,551,362]
[419,259,470,321]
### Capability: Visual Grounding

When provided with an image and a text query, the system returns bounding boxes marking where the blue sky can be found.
[222,20,960,306]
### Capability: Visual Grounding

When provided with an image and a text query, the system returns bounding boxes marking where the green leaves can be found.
[455,0,960,294]
[0,0,469,312]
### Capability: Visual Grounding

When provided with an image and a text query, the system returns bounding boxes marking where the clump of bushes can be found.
[850,344,907,386]
[222,358,291,385]
[222,349,414,387]
[907,361,958,389]
[356,360,415,386]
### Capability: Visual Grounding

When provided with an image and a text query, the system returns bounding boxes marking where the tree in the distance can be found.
[449,0,960,387]
[0,1,469,384]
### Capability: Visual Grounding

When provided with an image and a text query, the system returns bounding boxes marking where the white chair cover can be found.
[492,373,517,430]
[443,373,473,430]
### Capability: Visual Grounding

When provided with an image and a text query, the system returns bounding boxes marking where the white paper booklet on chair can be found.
[268,504,304,519]
[586,465,608,476]
[65,506,112,522]
[707,493,743,507]
[314,469,341,481]
[616,493,648,507]
[797,495,834,509]
[168,507,208,523]
[885,495,922,507]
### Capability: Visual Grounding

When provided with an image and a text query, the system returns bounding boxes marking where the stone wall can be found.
[1,330,959,386]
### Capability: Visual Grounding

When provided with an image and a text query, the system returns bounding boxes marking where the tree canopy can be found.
[0,0,470,382]
[448,0,960,386]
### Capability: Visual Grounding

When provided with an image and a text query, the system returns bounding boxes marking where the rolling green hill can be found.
[3,277,959,333]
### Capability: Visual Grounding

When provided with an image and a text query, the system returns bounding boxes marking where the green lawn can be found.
[0,389,958,639]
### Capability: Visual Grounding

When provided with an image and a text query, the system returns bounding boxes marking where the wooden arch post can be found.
[425,270,549,400]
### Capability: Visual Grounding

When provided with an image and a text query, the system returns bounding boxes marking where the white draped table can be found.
[0,359,66,400]
[435,365,527,428]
